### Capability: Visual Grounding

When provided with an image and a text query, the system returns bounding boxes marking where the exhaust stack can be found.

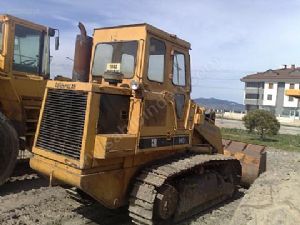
[72,22,93,82]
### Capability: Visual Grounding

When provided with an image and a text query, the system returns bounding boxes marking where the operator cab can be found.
[90,24,191,91]
[0,14,59,78]
[87,24,193,149]
[89,24,192,131]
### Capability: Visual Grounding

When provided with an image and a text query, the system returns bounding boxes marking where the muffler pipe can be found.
[72,22,93,82]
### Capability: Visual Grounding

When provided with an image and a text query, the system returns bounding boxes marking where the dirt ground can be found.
[0,148,299,225]
[230,149,300,225]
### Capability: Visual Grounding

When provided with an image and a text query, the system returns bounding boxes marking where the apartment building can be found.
[241,65,300,118]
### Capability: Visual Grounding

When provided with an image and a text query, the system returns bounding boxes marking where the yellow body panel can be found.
[94,134,137,159]
[31,146,187,208]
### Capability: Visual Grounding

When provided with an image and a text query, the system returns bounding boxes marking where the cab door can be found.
[139,36,175,149]
[170,48,190,130]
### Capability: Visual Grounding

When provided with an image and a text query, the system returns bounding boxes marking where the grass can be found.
[221,128,300,152]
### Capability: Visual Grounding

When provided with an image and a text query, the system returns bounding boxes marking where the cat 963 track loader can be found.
[30,23,266,224]
[0,15,59,186]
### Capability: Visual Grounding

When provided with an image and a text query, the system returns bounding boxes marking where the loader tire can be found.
[0,113,19,186]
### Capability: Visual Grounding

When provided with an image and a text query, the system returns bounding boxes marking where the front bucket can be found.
[222,139,266,186]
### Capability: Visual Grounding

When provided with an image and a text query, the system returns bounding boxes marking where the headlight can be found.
[130,80,140,90]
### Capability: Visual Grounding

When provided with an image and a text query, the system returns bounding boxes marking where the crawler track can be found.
[129,153,241,225]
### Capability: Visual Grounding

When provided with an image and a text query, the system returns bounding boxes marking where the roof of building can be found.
[241,65,300,82]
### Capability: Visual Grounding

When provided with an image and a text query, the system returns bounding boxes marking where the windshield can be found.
[13,24,51,76]
[92,41,138,78]
[13,24,42,73]
[13,24,44,74]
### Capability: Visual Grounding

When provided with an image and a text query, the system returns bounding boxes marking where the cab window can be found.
[172,51,186,86]
[92,41,138,78]
[147,38,165,82]
[13,24,42,74]
[0,22,3,53]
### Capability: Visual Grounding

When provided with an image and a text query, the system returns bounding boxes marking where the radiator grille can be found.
[36,89,87,159]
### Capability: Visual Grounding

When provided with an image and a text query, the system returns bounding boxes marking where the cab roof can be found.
[94,23,191,49]
[0,14,48,31]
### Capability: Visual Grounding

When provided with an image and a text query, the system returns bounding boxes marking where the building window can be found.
[288,96,294,102]
[289,83,295,89]
[246,105,259,111]
[245,94,260,99]
[246,82,263,88]
[268,83,273,89]
[267,94,272,100]
[147,38,166,83]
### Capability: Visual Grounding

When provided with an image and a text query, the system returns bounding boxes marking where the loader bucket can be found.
[222,139,266,186]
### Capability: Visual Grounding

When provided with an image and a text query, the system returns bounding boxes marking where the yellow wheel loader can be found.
[31,23,266,224]
[0,15,59,186]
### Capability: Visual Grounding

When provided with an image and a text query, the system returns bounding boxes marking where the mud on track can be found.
[0,148,299,225]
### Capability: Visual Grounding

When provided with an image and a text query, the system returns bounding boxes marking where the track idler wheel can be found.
[0,114,19,186]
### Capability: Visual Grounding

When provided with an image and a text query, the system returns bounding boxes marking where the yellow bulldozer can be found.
[30,23,266,224]
[0,15,59,185]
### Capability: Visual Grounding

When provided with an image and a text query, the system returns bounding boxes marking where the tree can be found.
[242,109,280,139]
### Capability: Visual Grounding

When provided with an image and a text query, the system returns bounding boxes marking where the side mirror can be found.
[48,28,56,37]
[55,36,59,50]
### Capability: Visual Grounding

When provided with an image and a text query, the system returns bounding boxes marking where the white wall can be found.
[283,83,299,107]
[263,82,277,106]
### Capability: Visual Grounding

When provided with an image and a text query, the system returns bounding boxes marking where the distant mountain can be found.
[193,97,245,112]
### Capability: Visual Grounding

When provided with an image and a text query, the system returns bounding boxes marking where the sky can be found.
[2,0,300,103]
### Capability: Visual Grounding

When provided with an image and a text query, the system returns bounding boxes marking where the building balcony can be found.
[244,99,262,105]
[245,88,264,94]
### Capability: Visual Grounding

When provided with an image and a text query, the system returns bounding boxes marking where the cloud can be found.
[51,15,76,25]
[2,0,300,103]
